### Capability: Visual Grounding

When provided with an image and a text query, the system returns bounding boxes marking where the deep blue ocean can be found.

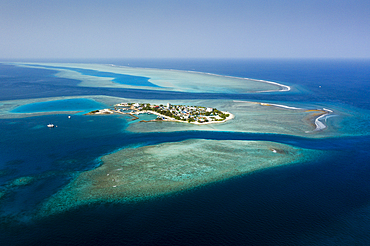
[1,59,370,245]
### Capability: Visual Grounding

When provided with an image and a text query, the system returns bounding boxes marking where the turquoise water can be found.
[24,64,159,87]
[1,60,370,245]
[69,67,159,87]
[11,98,106,114]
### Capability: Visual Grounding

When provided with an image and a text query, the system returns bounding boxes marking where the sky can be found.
[1,0,369,59]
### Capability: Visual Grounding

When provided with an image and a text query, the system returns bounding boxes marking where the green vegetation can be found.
[115,102,232,124]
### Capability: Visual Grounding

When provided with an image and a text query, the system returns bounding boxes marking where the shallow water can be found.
[22,64,158,88]
[19,62,286,93]
[1,59,370,245]
[11,98,106,114]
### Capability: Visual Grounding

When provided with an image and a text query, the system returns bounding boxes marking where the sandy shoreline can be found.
[87,108,235,125]
[236,100,334,132]
[2,96,336,137]
[133,110,235,125]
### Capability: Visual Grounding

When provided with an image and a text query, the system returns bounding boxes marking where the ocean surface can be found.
[1,59,370,245]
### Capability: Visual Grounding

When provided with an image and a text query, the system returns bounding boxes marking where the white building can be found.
[206,107,213,112]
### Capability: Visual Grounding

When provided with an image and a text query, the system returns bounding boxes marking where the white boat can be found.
[47,124,55,128]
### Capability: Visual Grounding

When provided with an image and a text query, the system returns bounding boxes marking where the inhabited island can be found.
[86,102,234,124]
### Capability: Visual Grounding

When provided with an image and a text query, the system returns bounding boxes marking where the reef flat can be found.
[1,96,342,138]
[0,63,354,220]
[13,62,289,94]
[38,139,325,216]
[125,99,339,137]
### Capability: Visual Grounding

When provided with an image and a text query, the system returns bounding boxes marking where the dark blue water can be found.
[1,59,370,245]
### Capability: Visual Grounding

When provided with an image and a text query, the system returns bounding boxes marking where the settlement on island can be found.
[87,102,234,124]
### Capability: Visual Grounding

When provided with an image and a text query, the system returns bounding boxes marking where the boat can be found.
[47,124,55,128]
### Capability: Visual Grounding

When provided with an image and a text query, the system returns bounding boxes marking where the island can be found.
[86,102,234,124]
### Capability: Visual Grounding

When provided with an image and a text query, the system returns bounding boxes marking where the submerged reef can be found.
[0,63,349,220]
[126,99,338,137]
[39,139,325,216]
[15,63,288,94]
[0,176,36,203]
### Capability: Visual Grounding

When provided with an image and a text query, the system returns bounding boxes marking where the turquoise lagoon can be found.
[11,98,106,114]
[18,62,287,93]
[1,60,370,245]
[23,64,158,88]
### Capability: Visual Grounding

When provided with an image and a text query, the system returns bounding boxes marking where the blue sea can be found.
[1,59,370,245]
